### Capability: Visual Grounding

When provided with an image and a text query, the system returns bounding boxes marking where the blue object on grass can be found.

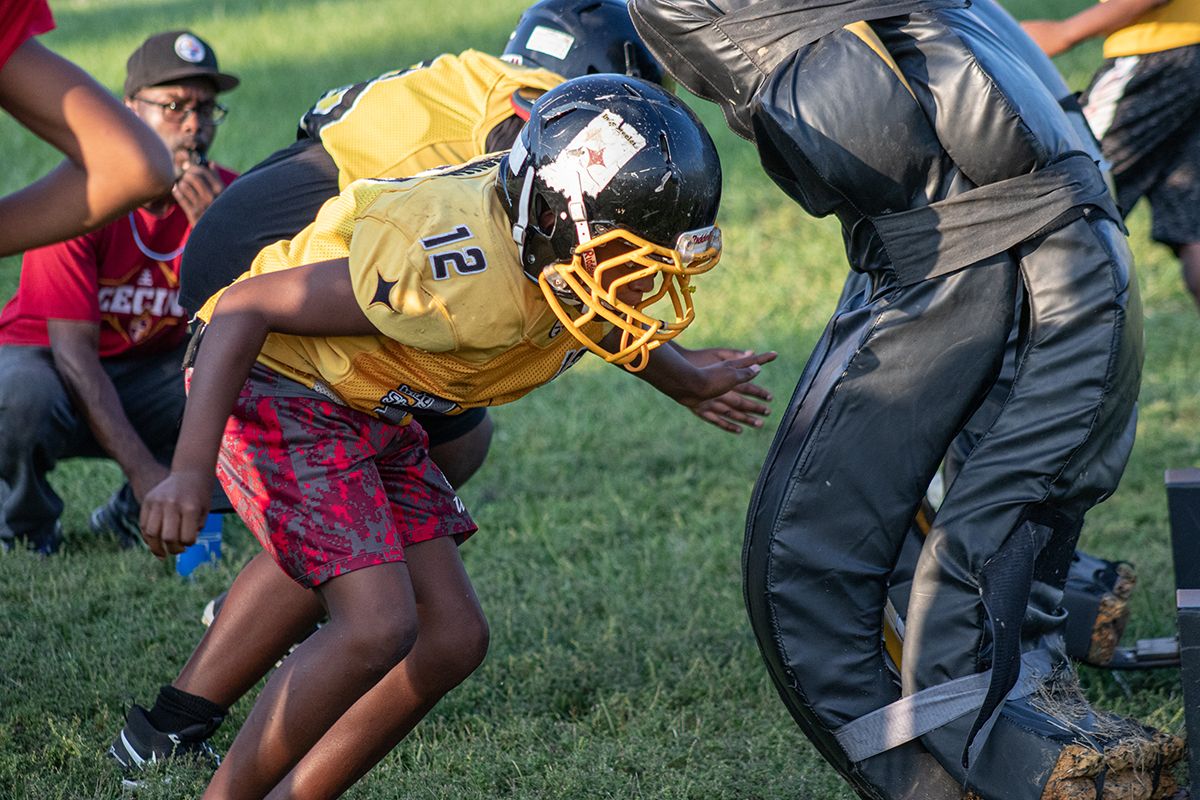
[177,513,223,578]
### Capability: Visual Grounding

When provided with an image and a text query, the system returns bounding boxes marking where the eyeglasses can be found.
[133,96,228,125]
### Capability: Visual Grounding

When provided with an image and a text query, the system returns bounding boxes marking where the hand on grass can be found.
[139,470,212,558]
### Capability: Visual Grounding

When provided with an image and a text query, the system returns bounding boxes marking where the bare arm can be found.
[619,336,777,434]
[1021,0,1169,56]
[140,257,376,557]
[46,320,169,500]
[0,38,174,256]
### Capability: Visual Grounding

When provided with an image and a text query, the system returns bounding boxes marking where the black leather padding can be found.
[634,2,1144,798]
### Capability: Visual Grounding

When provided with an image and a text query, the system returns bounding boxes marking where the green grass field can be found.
[1,1,1197,797]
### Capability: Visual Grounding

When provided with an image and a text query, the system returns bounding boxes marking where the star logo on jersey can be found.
[370,273,399,309]
[129,312,152,343]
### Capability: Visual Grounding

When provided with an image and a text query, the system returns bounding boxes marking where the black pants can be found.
[0,344,188,548]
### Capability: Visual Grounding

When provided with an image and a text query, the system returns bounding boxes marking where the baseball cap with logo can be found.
[123,31,239,97]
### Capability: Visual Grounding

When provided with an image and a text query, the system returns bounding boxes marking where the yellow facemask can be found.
[536,224,722,372]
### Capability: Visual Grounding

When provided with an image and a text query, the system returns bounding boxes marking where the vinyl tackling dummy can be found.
[629,0,1186,798]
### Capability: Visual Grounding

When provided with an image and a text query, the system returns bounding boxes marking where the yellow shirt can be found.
[1104,0,1200,57]
[198,159,607,423]
[301,50,564,190]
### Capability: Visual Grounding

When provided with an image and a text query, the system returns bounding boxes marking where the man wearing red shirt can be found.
[0,30,238,553]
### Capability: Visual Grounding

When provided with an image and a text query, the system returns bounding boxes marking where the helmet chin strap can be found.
[510,164,535,250]
[568,174,596,272]
[508,148,595,276]
[539,175,596,302]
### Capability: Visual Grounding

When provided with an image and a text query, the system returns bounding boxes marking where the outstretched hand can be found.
[673,347,777,434]
[138,470,212,559]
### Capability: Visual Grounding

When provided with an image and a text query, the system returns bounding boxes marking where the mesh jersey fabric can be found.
[197,159,606,422]
[300,50,564,190]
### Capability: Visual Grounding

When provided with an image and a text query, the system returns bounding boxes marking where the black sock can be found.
[146,685,226,738]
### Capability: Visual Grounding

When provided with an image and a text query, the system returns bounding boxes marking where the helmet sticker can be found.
[525,25,575,61]
[174,33,207,64]
[540,110,647,198]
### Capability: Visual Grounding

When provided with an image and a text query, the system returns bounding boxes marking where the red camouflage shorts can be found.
[211,366,477,588]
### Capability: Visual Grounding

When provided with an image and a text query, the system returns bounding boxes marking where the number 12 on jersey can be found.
[421,225,488,280]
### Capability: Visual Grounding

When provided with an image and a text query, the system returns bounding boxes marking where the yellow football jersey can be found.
[197,158,608,423]
[1104,0,1200,57]
[300,50,564,190]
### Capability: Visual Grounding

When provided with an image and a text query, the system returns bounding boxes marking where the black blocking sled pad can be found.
[629,0,1186,798]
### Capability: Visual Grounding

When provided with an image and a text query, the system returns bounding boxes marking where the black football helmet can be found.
[497,75,723,371]
[502,0,665,85]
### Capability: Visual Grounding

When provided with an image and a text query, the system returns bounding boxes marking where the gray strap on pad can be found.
[871,153,1122,288]
[833,653,1047,763]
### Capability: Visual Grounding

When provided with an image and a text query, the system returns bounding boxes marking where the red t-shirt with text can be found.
[0,0,55,69]
[0,164,237,358]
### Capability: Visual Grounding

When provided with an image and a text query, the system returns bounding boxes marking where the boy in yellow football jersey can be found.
[1023,0,1200,311]
[180,0,767,498]
[110,76,761,798]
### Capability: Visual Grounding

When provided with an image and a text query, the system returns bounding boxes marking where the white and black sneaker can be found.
[89,492,143,549]
[108,705,221,786]
[199,591,227,628]
[201,589,324,668]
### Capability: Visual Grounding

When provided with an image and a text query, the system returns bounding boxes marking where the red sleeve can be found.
[0,0,56,70]
[18,232,103,324]
[215,164,240,185]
